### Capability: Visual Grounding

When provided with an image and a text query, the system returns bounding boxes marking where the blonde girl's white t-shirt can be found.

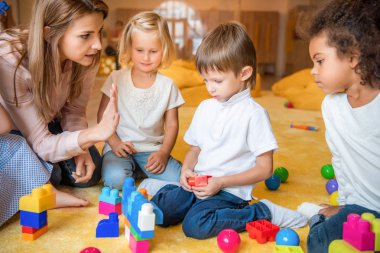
[184,89,278,200]
[322,93,380,212]
[101,68,185,153]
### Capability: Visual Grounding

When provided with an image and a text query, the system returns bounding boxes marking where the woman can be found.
[0,0,119,221]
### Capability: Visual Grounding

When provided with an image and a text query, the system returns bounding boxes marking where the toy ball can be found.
[265,174,281,191]
[274,167,289,183]
[217,229,241,253]
[284,101,294,108]
[330,191,339,206]
[80,247,101,253]
[321,164,335,179]
[326,179,338,195]
[275,228,300,246]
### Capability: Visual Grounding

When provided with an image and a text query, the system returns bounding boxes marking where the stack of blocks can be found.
[95,178,163,253]
[329,213,380,253]
[19,184,56,240]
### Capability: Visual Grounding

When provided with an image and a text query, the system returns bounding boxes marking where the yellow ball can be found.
[330,191,339,206]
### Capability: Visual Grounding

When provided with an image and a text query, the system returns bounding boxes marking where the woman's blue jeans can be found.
[307,204,380,253]
[151,184,272,239]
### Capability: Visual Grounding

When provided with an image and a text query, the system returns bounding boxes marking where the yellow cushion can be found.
[160,60,204,89]
[272,69,325,110]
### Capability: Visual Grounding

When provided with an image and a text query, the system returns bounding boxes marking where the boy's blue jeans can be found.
[102,150,181,190]
[307,204,380,253]
[151,184,272,239]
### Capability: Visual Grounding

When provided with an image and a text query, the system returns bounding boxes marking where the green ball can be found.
[274,167,289,183]
[321,164,335,179]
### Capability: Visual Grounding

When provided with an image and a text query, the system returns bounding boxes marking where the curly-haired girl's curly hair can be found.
[298,0,380,88]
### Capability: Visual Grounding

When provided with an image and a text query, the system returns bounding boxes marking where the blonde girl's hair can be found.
[3,0,108,122]
[196,22,257,88]
[119,11,175,69]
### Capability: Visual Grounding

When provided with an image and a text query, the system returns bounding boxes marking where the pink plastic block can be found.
[343,213,375,251]
[246,220,280,244]
[99,201,121,215]
[129,233,149,253]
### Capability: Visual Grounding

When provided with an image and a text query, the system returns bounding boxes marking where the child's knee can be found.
[182,221,210,239]
[102,168,129,190]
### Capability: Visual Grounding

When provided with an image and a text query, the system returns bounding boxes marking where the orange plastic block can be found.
[246,220,280,244]
[21,225,48,241]
[19,184,56,213]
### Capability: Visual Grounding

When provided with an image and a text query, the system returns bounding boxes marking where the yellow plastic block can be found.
[329,240,373,253]
[361,213,380,252]
[21,225,48,241]
[274,246,304,253]
[19,184,56,212]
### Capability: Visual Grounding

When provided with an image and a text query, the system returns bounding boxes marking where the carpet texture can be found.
[0,91,331,253]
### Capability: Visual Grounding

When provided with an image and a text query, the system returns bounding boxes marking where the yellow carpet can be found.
[0,91,331,253]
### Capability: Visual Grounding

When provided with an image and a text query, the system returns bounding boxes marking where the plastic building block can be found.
[246,220,280,244]
[129,234,149,253]
[19,184,56,213]
[329,240,373,253]
[150,201,163,225]
[125,224,131,241]
[187,175,212,187]
[290,124,318,131]
[274,245,304,253]
[21,226,39,234]
[99,187,121,205]
[122,177,136,202]
[276,228,300,246]
[0,1,9,15]
[96,212,119,238]
[138,203,155,232]
[130,223,154,241]
[138,188,148,199]
[20,210,47,229]
[99,201,121,215]
[361,213,380,252]
[343,214,375,251]
[21,225,48,241]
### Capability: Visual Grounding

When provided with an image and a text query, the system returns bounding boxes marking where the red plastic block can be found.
[187,175,212,187]
[246,220,280,244]
[22,226,39,234]
[343,213,375,251]
[21,225,48,241]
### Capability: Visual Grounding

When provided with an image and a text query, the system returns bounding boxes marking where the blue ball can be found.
[275,228,300,246]
[265,174,281,191]
[326,179,338,195]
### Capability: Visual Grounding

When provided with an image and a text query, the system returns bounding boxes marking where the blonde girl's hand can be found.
[180,168,197,192]
[111,140,136,158]
[145,150,169,174]
[192,177,222,199]
[97,84,119,141]
[318,204,343,217]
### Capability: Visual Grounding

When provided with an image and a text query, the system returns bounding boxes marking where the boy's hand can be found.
[180,168,196,192]
[192,177,223,199]
[319,204,343,217]
[145,150,169,174]
[110,140,136,158]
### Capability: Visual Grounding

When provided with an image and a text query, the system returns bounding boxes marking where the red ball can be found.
[217,229,241,253]
[80,247,101,253]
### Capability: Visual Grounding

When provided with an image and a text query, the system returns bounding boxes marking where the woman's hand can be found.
[96,84,119,141]
[145,150,169,174]
[72,150,95,183]
[192,177,223,199]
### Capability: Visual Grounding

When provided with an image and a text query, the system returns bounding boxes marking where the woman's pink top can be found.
[0,33,97,162]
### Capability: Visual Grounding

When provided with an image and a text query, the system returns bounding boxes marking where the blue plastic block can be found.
[96,212,119,238]
[20,210,47,229]
[122,178,136,217]
[99,187,121,205]
[130,224,154,240]
[150,201,163,225]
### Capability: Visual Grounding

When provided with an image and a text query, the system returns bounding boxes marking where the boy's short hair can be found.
[196,22,257,87]
[119,11,175,69]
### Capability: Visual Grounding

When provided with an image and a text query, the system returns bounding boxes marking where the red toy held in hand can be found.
[187,175,212,187]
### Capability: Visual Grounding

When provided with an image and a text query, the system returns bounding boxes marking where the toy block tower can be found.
[120,178,163,253]
[19,184,56,240]
[99,187,122,215]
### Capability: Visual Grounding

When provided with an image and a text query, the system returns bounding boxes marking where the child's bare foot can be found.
[53,187,89,208]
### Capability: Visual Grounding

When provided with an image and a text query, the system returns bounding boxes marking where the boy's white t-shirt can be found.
[322,93,380,212]
[184,89,278,200]
[101,68,185,153]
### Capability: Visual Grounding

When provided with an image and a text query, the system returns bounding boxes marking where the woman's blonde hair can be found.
[4,0,108,122]
[119,11,175,69]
